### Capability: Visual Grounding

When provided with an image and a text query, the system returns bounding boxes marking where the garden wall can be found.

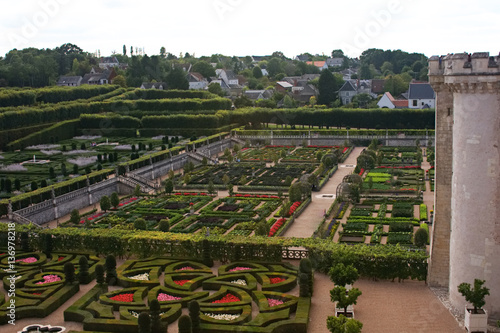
[15,178,119,225]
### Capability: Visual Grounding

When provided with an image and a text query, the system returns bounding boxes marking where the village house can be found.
[56,76,82,87]
[377,92,409,109]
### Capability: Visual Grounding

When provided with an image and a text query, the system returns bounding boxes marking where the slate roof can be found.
[100,56,119,64]
[371,79,386,94]
[141,82,167,89]
[296,54,310,62]
[408,83,435,99]
[338,81,357,92]
[57,76,82,85]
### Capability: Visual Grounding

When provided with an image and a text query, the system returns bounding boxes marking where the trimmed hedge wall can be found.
[6,119,79,150]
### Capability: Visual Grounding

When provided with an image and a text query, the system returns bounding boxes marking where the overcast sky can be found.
[1,0,499,58]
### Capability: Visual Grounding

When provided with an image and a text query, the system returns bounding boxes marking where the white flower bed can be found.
[0,155,4,159]
[231,279,247,286]
[67,156,97,167]
[40,150,61,156]
[26,144,60,150]
[73,135,102,140]
[63,150,93,155]
[1,164,27,172]
[129,310,164,318]
[152,135,165,140]
[114,145,132,150]
[204,313,240,321]
[127,273,150,281]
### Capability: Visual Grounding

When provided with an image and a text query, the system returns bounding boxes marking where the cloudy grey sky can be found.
[1,0,499,58]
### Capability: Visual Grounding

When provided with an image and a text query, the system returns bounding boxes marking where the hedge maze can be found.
[64,258,310,333]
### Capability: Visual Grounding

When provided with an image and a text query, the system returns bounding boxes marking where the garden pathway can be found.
[282,147,364,238]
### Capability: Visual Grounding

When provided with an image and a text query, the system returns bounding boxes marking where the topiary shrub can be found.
[64,262,75,284]
[138,311,151,333]
[188,300,200,333]
[202,239,213,267]
[414,227,429,248]
[134,218,147,230]
[95,264,104,284]
[43,233,53,256]
[299,258,313,296]
[78,256,91,284]
[105,255,117,286]
[178,314,192,333]
[20,232,31,252]
[158,219,170,232]
[328,263,359,287]
[299,273,309,297]
[149,299,166,333]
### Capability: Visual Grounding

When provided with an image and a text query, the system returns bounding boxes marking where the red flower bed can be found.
[31,292,42,296]
[118,197,138,207]
[58,256,65,261]
[270,277,286,284]
[212,293,241,304]
[342,147,349,153]
[359,168,365,176]
[110,293,134,302]
[288,201,301,216]
[269,218,286,237]
[80,213,104,224]
[173,280,191,286]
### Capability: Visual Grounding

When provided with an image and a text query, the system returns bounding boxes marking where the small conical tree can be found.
[202,239,213,267]
[110,192,120,209]
[299,273,309,297]
[150,299,166,333]
[105,255,117,285]
[43,233,53,257]
[69,209,80,224]
[64,262,75,284]
[414,227,429,248]
[20,232,31,252]
[78,256,90,284]
[178,315,192,333]
[299,258,314,296]
[95,264,105,284]
[188,300,200,333]
[138,311,151,333]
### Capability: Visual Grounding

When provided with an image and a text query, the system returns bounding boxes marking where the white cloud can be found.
[0,0,499,58]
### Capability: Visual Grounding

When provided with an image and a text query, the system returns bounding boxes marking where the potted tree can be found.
[331,286,362,318]
[458,279,490,333]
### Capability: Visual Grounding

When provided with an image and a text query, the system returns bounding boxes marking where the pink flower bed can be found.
[176,266,194,271]
[212,293,240,304]
[229,267,251,272]
[16,257,37,263]
[36,275,61,285]
[157,293,182,301]
[268,298,284,307]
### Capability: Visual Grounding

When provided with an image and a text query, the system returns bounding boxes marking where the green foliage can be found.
[299,273,309,297]
[78,256,90,284]
[105,255,117,285]
[138,311,151,333]
[166,67,189,90]
[149,299,165,333]
[70,209,80,224]
[95,264,104,284]
[188,300,200,333]
[158,219,170,232]
[100,195,111,212]
[458,279,490,314]
[414,227,428,248]
[110,192,120,209]
[326,314,363,333]
[330,286,362,315]
[64,262,75,284]
[328,263,359,287]
[134,218,147,230]
[134,185,142,197]
[178,314,192,333]
[164,179,174,195]
[202,239,213,267]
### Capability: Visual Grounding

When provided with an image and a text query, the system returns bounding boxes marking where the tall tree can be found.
[166,67,189,90]
[318,70,337,106]
[123,44,127,56]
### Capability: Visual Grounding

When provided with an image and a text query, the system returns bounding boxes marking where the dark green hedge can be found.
[0,123,53,149]
[6,119,79,150]
[142,114,226,129]
[118,89,219,100]
[79,114,141,129]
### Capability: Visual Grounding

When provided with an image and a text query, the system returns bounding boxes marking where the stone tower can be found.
[428,52,500,320]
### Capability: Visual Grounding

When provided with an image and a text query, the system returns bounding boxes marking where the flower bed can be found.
[229,267,251,272]
[212,293,241,304]
[157,293,182,301]
[288,201,301,216]
[36,275,61,285]
[270,277,285,284]
[268,298,284,307]
[268,218,286,237]
[231,279,247,286]
[118,197,138,207]
[109,293,134,302]
[173,279,191,286]
[204,313,240,321]
[16,257,37,263]
[127,273,149,281]
[80,212,104,224]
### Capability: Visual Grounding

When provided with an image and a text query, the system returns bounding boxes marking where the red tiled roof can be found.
[306,61,326,68]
